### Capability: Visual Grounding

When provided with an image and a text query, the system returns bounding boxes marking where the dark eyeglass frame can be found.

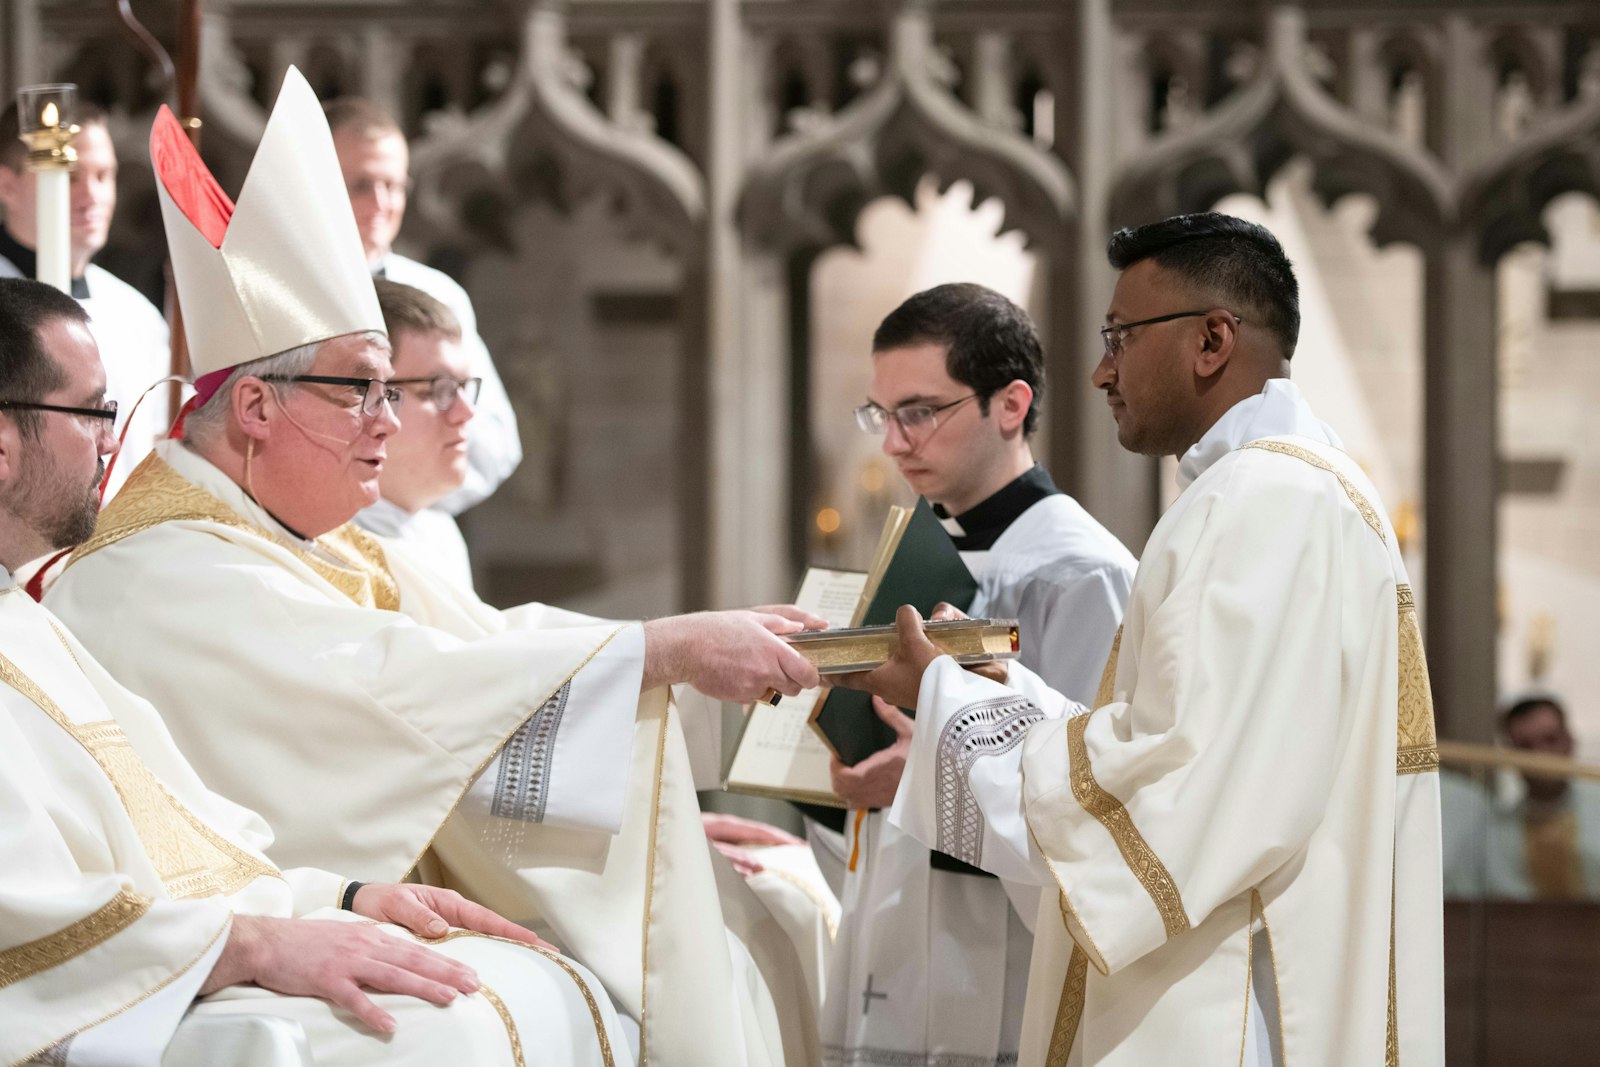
[0,399,119,423]
[259,374,403,418]
[1099,309,1242,360]
[389,375,482,410]
[854,394,978,437]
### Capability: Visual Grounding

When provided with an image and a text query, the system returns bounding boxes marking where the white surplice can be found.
[824,486,1135,1067]
[0,572,623,1067]
[891,381,1445,1066]
[376,252,521,516]
[0,255,177,499]
[45,439,817,1067]
[354,496,475,592]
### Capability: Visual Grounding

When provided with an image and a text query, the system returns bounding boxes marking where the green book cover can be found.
[811,498,978,766]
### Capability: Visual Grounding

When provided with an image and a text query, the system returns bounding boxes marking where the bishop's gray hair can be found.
[180,341,323,447]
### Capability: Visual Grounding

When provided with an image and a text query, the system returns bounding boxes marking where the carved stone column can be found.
[1425,15,1500,743]
[705,0,790,607]
[1422,234,1497,743]
[1062,0,1161,552]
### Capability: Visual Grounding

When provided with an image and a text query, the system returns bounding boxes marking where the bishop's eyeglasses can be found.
[854,394,977,439]
[1100,309,1241,361]
[389,376,482,411]
[260,375,403,418]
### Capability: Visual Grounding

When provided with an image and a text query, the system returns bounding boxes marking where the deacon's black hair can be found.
[0,278,85,438]
[1106,212,1301,360]
[872,283,1044,435]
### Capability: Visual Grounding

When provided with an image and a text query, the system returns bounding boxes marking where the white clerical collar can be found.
[0,568,14,592]
[158,438,317,548]
[1175,379,1344,491]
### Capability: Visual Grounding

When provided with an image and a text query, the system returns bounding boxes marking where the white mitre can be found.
[151,65,383,401]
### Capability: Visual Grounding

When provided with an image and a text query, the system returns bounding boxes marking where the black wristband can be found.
[340,880,366,911]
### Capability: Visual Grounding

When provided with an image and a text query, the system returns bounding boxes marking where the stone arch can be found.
[404,5,704,258]
[1461,91,1600,263]
[737,7,1074,258]
[1109,7,1454,252]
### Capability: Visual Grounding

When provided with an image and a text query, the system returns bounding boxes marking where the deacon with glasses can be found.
[46,68,824,1067]
[352,278,482,589]
[839,214,1443,1065]
[822,283,1134,1067]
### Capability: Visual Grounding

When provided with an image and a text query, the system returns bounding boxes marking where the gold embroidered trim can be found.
[419,929,615,1066]
[1044,946,1088,1067]
[9,916,230,1067]
[1067,711,1191,938]
[477,984,526,1067]
[1094,627,1122,708]
[0,651,280,901]
[63,453,400,612]
[1242,440,1386,544]
[1252,890,1287,1067]
[637,701,673,1067]
[1386,877,1399,1067]
[0,888,151,989]
[1394,585,1439,777]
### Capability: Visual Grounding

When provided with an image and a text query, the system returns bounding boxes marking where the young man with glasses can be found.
[822,282,1135,1067]
[324,97,522,525]
[842,214,1444,1065]
[352,278,483,589]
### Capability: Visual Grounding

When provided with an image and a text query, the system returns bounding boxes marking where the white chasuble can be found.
[45,438,812,1067]
[0,575,624,1067]
[824,490,1134,1067]
[891,381,1444,1066]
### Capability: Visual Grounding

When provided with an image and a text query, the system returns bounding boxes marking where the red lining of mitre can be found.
[150,105,233,248]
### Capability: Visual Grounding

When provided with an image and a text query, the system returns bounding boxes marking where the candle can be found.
[14,84,79,294]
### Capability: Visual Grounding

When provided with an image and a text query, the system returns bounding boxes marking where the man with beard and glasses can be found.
[0,103,175,500]
[0,276,628,1067]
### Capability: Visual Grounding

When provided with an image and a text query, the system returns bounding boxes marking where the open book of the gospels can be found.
[725,498,1018,806]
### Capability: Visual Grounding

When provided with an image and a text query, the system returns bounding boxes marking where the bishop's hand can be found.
[643,609,822,702]
[831,604,942,711]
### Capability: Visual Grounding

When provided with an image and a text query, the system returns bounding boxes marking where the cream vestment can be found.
[0,571,622,1067]
[891,381,1445,1066]
[46,441,817,1067]
[825,480,1134,1067]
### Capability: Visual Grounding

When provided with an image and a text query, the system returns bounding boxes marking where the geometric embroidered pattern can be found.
[1044,946,1088,1067]
[934,696,1045,867]
[1394,585,1439,777]
[0,887,151,989]
[822,1046,1019,1066]
[1067,711,1191,939]
[491,683,571,824]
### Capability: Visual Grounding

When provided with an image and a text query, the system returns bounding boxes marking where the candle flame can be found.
[41,102,58,127]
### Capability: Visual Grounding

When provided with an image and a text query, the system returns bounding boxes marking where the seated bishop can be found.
[0,276,626,1067]
[43,68,822,1067]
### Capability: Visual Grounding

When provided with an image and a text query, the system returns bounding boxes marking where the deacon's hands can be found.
[832,605,943,711]
[930,601,1008,684]
[829,696,914,810]
[204,914,482,1035]
[643,610,822,702]
[351,883,555,952]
